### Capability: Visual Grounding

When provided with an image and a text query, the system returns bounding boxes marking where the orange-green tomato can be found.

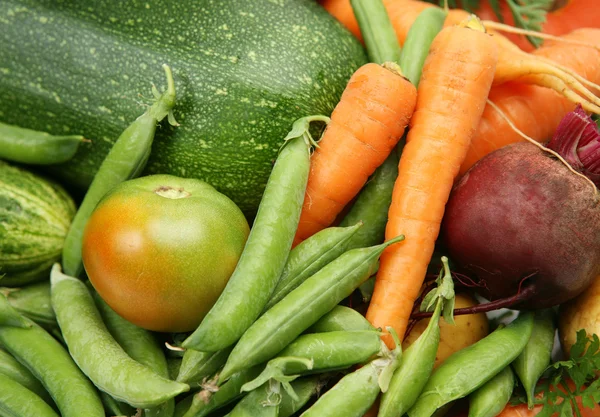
[402,293,489,368]
[82,175,250,332]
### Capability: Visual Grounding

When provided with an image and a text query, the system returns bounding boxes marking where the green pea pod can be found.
[351,0,401,65]
[219,236,404,382]
[251,331,380,384]
[399,7,447,86]
[379,257,455,417]
[408,312,535,417]
[177,348,233,385]
[339,147,399,250]
[468,366,515,417]
[241,331,382,396]
[50,264,189,408]
[174,394,194,417]
[379,298,443,417]
[62,64,177,278]
[181,366,263,417]
[228,383,279,417]
[339,144,400,302]
[0,348,53,405]
[180,223,361,385]
[179,223,361,385]
[264,222,363,311]
[0,294,104,417]
[100,391,137,417]
[1,282,56,328]
[92,289,174,417]
[278,331,381,372]
[278,377,320,417]
[183,115,328,353]
[512,309,555,408]
[306,305,375,333]
[0,294,30,328]
[168,357,182,381]
[300,361,382,417]
[0,373,60,417]
[0,121,84,165]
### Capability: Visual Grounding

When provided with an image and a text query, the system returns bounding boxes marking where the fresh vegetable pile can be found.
[0,0,599,416]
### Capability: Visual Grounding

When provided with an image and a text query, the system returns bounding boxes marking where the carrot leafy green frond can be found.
[505,0,553,47]
[534,330,600,417]
[427,0,552,47]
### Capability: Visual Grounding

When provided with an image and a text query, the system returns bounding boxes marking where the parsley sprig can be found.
[427,0,554,47]
[534,330,600,417]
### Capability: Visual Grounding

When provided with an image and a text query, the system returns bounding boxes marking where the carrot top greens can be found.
[511,330,600,417]
[427,0,553,46]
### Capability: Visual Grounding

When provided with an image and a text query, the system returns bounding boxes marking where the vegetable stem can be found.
[411,285,536,320]
[547,105,600,186]
[350,0,402,66]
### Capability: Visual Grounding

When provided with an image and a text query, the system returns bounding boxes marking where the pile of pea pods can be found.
[0,100,558,417]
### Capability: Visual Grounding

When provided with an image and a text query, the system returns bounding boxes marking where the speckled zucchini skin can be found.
[0,161,75,285]
[0,0,366,214]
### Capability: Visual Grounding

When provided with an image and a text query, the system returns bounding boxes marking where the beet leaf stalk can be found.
[547,104,600,186]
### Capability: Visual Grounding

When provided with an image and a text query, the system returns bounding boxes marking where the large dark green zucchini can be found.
[0,0,366,214]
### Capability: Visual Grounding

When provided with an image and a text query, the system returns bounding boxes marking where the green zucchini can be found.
[0,0,366,215]
[0,161,75,286]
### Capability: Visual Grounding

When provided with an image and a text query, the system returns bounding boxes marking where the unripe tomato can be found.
[82,175,249,332]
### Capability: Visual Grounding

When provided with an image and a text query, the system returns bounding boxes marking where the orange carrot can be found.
[542,0,600,40]
[385,0,471,45]
[293,62,417,244]
[323,0,600,110]
[382,0,438,46]
[386,1,600,109]
[496,404,544,417]
[486,31,600,112]
[321,0,364,42]
[461,28,600,175]
[366,21,498,347]
[322,0,600,53]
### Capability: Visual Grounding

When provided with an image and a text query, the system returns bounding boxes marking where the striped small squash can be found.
[0,161,75,286]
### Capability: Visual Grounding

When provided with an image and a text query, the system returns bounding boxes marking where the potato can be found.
[402,292,489,368]
[559,273,600,357]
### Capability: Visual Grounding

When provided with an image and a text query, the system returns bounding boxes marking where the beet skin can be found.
[442,142,600,309]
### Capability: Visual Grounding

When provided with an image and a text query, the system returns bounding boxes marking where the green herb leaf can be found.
[426,0,552,48]
[525,330,600,416]
[558,401,574,417]
[582,379,600,408]
[487,0,504,22]
[505,0,553,47]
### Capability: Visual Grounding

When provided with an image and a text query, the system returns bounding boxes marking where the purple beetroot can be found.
[442,106,600,309]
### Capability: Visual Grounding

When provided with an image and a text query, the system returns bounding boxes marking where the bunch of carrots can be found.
[289,1,600,415]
